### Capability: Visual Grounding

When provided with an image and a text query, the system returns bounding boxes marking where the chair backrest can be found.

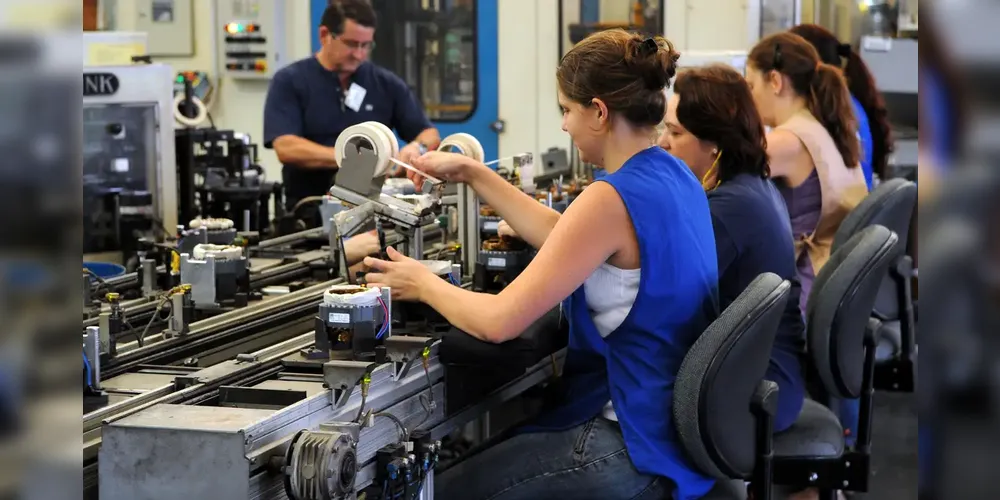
[673,273,791,480]
[832,178,917,319]
[806,225,900,399]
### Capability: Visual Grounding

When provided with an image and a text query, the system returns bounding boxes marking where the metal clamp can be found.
[322,360,377,407]
[384,336,435,381]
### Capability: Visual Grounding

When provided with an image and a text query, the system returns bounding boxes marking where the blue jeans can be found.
[435,417,668,500]
[436,417,746,499]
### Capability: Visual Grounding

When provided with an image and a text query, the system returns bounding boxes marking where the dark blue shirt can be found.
[709,173,806,431]
[852,94,875,190]
[263,58,433,206]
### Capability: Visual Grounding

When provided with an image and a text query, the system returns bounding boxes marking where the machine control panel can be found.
[216,0,288,79]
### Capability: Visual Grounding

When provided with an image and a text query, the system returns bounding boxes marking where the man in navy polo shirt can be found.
[263,0,441,225]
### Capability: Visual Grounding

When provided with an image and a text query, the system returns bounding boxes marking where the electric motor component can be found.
[284,425,360,500]
[189,217,235,231]
[179,217,238,255]
[481,236,525,252]
[179,243,249,309]
[191,243,242,260]
[304,285,391,361]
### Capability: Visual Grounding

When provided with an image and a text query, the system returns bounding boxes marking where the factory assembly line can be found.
[83,86,581,498]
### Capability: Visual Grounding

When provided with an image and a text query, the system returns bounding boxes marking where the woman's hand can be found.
[497,220,520,239]
[363,247,437,302]
[410,151,477,190]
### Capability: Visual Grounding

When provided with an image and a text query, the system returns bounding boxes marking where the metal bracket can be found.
[323,360,377,407]
[385,336,435,381]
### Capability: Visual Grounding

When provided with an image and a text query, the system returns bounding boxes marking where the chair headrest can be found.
[674,273,791,480]
[833,178,916,252]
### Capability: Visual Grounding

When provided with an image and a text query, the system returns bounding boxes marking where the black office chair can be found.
[771,225,901,498]
[832,178,918,391]
[674,273,792,500]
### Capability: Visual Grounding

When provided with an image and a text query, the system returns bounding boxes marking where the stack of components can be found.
[304,285,392,361]
[534,178,590,213]
[179,242,250,309]
[179,217,237,255]
[474,205,531,292]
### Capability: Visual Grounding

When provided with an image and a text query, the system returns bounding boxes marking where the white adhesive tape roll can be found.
[367,121,400,160]
[323,285,382,306]
[439,133,485,163]
[192,243,242,260]
[189,217,235,230]
[334,122,393,177]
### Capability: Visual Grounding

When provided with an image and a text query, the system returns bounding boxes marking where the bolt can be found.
[809,473,818,482]
[845,461,851,468]
[843,480,849,487]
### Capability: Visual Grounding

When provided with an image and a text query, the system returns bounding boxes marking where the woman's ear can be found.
[768,70,784,95]
[591,97,610,125]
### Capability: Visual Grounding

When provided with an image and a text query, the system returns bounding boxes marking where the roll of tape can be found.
[367,121,400,160]
[439,133,485,163]
[334,122,393,177]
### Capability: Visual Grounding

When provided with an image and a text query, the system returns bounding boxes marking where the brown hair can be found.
[748,32,860,168]
[790,24,893,179]
[557,29,680,127]
[673,65,770,182]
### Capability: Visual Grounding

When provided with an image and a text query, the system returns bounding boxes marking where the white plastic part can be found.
[419,260,453,276]
[393,193,436,213]
[173,94,208,128]
[439,133,485,163]
[189,217,235,230]
[323,285,383,307]
[192,244,242,260]
[334,122,395,177]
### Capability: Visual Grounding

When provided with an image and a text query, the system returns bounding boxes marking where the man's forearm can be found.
[466,162,560,249]
[273,135,338,169]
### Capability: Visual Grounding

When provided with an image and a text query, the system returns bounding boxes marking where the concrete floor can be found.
[857,391,919,499]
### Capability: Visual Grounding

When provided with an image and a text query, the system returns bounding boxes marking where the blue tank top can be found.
[523,147,720,499]
[851,94,875,191]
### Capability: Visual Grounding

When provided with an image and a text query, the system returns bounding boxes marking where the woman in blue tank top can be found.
[363,29,725,499]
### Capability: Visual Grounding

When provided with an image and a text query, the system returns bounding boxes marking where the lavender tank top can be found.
[779,169,822,312]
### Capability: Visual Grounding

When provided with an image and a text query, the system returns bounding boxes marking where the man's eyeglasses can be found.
[336,37,375,51]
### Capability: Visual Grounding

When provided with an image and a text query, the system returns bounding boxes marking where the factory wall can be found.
[108,0,315,184]
[107,0,761,177]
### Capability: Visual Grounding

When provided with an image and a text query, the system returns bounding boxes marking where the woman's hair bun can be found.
[624,34,680,90]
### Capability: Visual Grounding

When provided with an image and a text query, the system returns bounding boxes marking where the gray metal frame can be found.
[83,63,178,233]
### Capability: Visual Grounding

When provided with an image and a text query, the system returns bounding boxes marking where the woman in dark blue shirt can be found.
[790,24,894,191]
[659,64,806,432]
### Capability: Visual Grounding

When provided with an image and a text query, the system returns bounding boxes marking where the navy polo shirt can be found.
[263,57,433,206]
[709,173,806,432]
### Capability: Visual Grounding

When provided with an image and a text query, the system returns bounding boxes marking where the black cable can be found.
[374,412,408,442]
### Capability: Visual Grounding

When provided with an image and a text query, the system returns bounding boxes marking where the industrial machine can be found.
[86,122,575,500]
[83,63,177,263]
[175,127,282,237]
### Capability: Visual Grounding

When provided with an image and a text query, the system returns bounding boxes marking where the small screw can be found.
[809,473,819,482]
